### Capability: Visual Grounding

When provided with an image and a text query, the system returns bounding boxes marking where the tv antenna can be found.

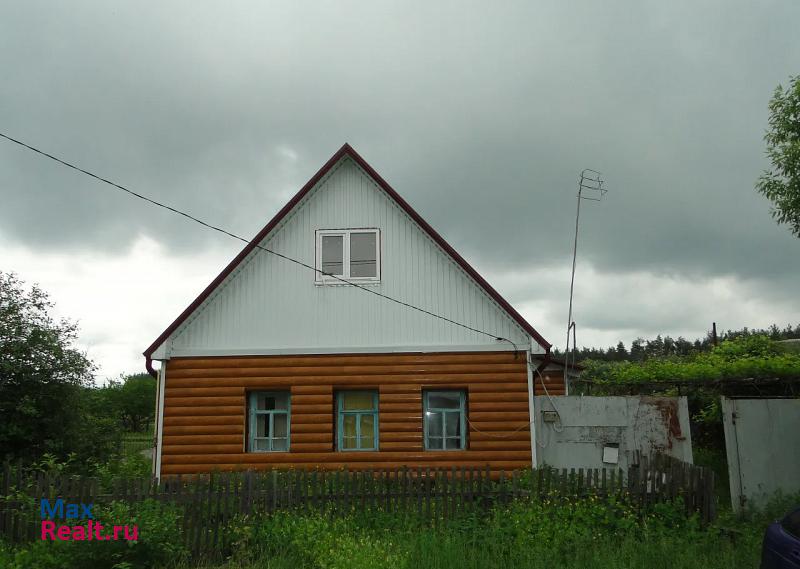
[564,169,607,391]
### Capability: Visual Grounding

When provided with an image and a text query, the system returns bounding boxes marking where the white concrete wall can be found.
[722,397,800,512]
[534,396,693,471]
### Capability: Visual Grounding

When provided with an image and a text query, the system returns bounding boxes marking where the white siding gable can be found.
[157,156,537,358]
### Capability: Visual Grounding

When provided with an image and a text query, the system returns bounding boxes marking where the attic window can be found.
[315,229,380,284]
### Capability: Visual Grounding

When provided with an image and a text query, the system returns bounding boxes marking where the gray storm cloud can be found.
[1,1,798,294]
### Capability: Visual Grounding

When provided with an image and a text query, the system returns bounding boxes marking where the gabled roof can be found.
[144,143,551,359]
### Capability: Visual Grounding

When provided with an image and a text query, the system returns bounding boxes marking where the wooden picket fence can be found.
[0,454,715,558]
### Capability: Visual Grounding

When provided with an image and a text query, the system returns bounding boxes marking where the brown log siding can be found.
[535,370,567,396]
[160,351,564,476]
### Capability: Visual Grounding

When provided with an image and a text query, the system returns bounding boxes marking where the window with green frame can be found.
[248,392,290,452]
[424,390,466,450]
[337,391,378,451]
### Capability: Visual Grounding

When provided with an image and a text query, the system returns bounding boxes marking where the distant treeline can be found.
[551,323,800,363]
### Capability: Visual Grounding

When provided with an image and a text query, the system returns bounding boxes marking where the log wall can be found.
[160,351,565,476]
[535,369,567,396]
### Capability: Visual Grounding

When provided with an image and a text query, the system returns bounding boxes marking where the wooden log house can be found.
[144,144,563,478]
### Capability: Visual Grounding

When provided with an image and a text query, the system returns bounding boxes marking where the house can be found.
[144,144,562,478]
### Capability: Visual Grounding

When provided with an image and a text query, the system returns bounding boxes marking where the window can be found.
[248,392,290,452]
[337,391,379,451]
[424,391,466,450]
[315,229,380,283]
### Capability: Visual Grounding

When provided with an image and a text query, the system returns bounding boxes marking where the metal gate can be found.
[721,397,800,511]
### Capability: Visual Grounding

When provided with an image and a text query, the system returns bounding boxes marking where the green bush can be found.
[7,499,187,569]
[7,489,798,569]
[0,539,15,567]
[218,494,722,569]
[92,453,152,490]
[16,443,152,492]
[581,335,800,386]
[228,511,407,569]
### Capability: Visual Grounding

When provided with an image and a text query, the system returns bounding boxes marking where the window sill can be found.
[314,280,381,287]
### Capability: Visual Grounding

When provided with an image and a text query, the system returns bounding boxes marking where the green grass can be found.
[5,490,795,569]
[694,446,731,507]
[189,527,760,569]
[185,495,797,569]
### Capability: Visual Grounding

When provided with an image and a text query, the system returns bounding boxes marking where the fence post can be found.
[639,456,648,509]
[244,471,253,516]
[334,469,341,514]
[0,460,9,536]
[216,473,228,550]
[203,472,214,556]
[191,475,204,558]
[326,470,334,519]
[414,467,421,518]
[424,467,431,520]
[511,470,519,502]
[309,470,317,512]
[705,469,716,523]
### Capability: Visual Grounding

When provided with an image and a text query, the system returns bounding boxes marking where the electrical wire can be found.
[0,131,516,344]
[464,355,565,439]
[535,362,564,433]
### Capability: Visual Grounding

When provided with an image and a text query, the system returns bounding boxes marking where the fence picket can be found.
[1,461,9,535]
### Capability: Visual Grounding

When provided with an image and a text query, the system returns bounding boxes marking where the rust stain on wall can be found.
[642,397,683,449]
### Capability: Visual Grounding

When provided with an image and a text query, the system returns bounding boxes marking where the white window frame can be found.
[423,390,467,451]
[247,391,291,453]
[315,228,381,285]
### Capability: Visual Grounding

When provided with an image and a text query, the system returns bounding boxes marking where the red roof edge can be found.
[143,143,551,358]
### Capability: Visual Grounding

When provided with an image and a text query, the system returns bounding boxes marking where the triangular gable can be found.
[144,144,550,361]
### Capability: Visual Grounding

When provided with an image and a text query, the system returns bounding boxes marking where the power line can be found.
[0,131,517,344]
[465,357,559,440]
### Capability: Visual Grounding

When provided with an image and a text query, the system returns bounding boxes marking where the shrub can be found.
[7,499,187,569]
[581,335,800,386]
[229,511,407,569]
[91,453,152,490]
[220,492,710,569]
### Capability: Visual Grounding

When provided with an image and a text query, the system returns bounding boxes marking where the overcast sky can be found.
[2,1,799,381]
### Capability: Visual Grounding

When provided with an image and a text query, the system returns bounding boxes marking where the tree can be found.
[630,338,646,362]
[101,373,157,432]
[645,335,665,358]
[674,337,693,357]
[757,75,800,237]
[0,272,118,462]
[662,335,676,357]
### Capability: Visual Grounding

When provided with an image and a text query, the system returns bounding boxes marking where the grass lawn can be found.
[186,498,793,569]
[3,482,794,569]
[194,531,759,569]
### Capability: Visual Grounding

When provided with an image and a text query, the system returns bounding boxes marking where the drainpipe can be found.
[145,355,159,478]
[145,354,166,479]
[153,362,167,481]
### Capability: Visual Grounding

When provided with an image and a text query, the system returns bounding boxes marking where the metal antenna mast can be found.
[565,169,606,391]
